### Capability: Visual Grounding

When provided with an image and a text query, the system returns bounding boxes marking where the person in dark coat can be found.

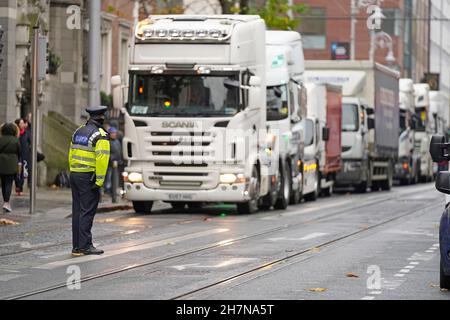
[14,118,31,195]
[104,126,123,195]
[0,123,20,212]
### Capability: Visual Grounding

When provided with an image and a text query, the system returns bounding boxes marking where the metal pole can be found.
[350,0,357,60]
[30,27,39,215]
[440,0,443,75]
[369,29,375,62]
[88,0,101,107]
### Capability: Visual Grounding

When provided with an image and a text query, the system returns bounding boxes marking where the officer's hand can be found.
[91,184,101,191]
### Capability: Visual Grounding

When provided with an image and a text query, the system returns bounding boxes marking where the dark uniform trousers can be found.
[70,172,100,250]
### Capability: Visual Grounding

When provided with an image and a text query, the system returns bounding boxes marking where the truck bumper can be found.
[440,208,450,276]
[335,160,365,186]
[124,182,250,203]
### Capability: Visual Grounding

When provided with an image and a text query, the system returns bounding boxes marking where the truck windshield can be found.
[342,104,359,132]
[304,119,314,146]
[415,108,427,132]
[128,74,239,117]
[399,110,407,134]
[266,85,289,121]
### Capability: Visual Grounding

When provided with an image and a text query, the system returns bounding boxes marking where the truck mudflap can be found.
[124,182,251,203]
[335,159,367,186]
[440,208,450,276]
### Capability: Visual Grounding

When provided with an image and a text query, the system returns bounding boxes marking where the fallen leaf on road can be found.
[309,247,321,253]
[0,219,19,226]
[346,272,359,278]
[306,287,327,293]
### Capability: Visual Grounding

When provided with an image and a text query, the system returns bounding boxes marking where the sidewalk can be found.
[2,186,131,218]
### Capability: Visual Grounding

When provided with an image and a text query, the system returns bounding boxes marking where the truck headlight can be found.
[127,172,143,183]
[220,173,246,184]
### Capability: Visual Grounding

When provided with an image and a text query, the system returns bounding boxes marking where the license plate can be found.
[168,193,194,201]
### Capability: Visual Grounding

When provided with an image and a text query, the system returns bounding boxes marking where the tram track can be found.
[3,186,439,300]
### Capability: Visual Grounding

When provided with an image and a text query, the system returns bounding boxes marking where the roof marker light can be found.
[156,29,167,37]
[183,30,195,38]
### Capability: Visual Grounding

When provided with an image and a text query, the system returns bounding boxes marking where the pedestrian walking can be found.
[104,126,123,196]
[14,118,31,196]
[69,106,110,256]
[0,123,21,213]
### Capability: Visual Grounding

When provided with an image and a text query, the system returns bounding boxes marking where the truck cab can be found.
[303,82,342,198]
[395,78,418,184]
[413,83,434,182]
[113,15,273,214]
[263,30,306,208]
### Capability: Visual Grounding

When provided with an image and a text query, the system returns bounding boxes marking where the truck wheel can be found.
[322,184,333,197]
[290,182,301,205]
[132,201,153,214]
[355,181,368,193]
[170,202,186,211]
[260,165,280,210]
[274,163,291,210]
[237,166,260,214]
[441,260,450,289]
[304,169,319,201]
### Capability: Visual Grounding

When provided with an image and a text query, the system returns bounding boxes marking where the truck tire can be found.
[274,162,291,210]
[290,182,301,205]
[304,168,319,201]
[355,180,368,193]
[132,201,153,214]
[441,261,450,289]
[237,166,260,214]
[170,202,186,211]
[322,184,333,197]
[260,164,280,210]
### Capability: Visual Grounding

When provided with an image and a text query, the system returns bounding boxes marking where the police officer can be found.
[69,106,110,256]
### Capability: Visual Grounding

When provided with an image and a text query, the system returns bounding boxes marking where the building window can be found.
[298,7,327,50]
[382,8,400,37]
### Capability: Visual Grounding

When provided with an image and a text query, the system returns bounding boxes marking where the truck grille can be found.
[142,130,218,190]
[414,140,421,153]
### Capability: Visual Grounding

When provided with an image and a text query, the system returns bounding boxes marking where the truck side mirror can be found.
[365,108,374,116]
[430,134,450,162]
[367,118,375,130]
[435,171,450,194]
[111,75,124,110]
[322,127,330,141]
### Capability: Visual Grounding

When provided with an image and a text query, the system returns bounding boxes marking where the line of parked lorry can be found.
[111,15,450,214]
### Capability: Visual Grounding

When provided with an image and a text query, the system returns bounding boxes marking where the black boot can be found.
[80,246,104,255]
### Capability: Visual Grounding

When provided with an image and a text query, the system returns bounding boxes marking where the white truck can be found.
[305,60,399,193]
[261,30,306,208]
[112,15,277,214]
[430,91,450,137]
[430,90,450,172]
[302,82,342,198]
[413,83,434,182]
[395,78,420,185]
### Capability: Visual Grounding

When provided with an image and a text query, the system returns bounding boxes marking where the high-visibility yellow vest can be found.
[68,121,110,187]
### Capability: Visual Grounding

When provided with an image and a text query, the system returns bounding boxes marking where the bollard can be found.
[112,160,119,203]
